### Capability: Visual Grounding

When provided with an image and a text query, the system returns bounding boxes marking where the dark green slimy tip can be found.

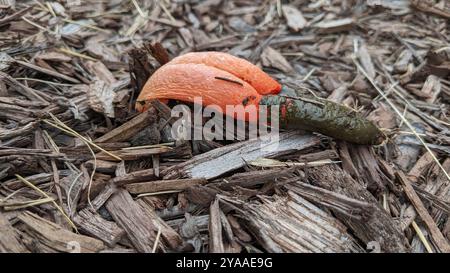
[260,89,384,145]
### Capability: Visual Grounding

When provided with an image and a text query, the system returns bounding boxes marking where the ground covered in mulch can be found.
[0,0,450,253]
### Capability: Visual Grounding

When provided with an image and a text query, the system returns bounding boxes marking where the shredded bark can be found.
[0,0,449,253]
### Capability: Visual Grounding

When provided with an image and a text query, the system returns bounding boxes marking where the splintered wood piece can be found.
[94,110,156,143]
[105,189,161,252]
[308,165,408,252]
[411,0,450,19]
[111,168,161,186]
[87,80,116,118]
[15,60,80,83]
[151,99,173,121]
[347,145,386,193]
[397,171,450,253]
[315,18,354,33]
[407,152,434,182]
[357,44,375,79]
[221,192,363,253]
[285,180,376,220]
[214,167,298,190]
[261,46,293,73]
[73,208,125,247]
[162,131,320,180]
[0,71,48,103]
[282,5,307,32]
[125,178,207,194]
[0,212,28,253]
[0,121,38,140]
[89,183,117,211]
[208,198,224,253]
[144,42,171,65]
[95,146,172,161]
[136,199,183,250]
[18,211,105,253]
[85,159,117,173]
[420,75,441,104]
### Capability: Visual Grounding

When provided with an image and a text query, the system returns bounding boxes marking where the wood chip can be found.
[0,212,28,253]
[95,110,156,143]
[73,208,125,247]
[126,178,207,194]
[208,198,224,253]
[397,171,450,253]
[163,131,320,180]
[18,211,105,253]
[315,18,354,33]
[261,46,293,73]
[87,80,116,118]
[282,5,307,32]
[106,189,161,253]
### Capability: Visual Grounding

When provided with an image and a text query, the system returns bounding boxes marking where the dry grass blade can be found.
[58,48,98,61]
[42,114,117,209]
[15,174,78,232]
[411,221,433,253]
[2,0,449,254]
[43,114,122,161]
[152,226,162,253]
[2,197,54,210]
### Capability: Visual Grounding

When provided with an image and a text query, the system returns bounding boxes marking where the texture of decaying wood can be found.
[285,180,376,220]
[0,71,48,103]
[2,0,450,253]
[126,178,207,194]
[163,131,320,179]
[111,168,160,186]
[0,212,28,253]
[307,165,409,252]
[85,159,117,174]
[15,60,80,83]
[408,152,435,182]
[17,211,105,253]
[95,146,172,161]
[398,159,450,238]
[221,192,363,253]
[338,143,386,194]
[411,0,450,19]
[208,198,224,253]
[214,167,298,190]
[396,171,450,253]
[89,183,117,211]
[314,18,354,33]
[105,189,161,253]
[261,46,293,73]
[281,5,307,32]
[136,199,183,250]
[73,208,125,247]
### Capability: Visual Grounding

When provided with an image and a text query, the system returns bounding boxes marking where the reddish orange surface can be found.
[169,51,281,95]
[136,63,262,121]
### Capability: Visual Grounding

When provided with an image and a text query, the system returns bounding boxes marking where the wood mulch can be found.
[0,0,449,253]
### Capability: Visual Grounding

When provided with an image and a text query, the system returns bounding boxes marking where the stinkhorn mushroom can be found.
[136,51,384,145]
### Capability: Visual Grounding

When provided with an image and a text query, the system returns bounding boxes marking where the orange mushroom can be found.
[169,51,281,95]
[136,62,262,121]
[135,51,384,145]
